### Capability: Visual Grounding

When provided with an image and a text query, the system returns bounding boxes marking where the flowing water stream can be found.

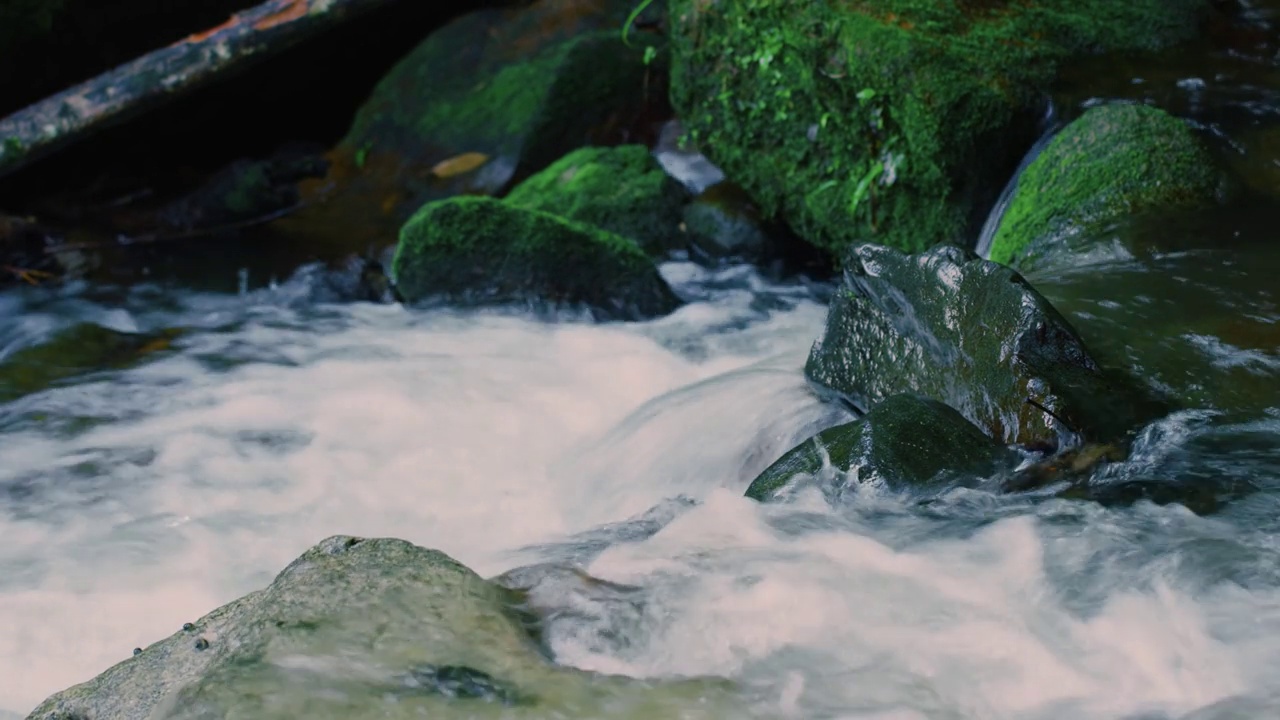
[4,8,1280,719]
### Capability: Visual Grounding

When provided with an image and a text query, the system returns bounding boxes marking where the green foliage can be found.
[989,103,1220,265]
[622,0,658,47]
[669,0,1211,259]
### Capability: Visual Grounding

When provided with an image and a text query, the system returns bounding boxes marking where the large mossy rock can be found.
[324,0,666,239]
[805,244,1167,449]
[26,536,751,720]
[746,394,1010,502]
[668,0,1214,258]
[988,103,1221,265]
[391,196,682,320]
[504,145,688,256]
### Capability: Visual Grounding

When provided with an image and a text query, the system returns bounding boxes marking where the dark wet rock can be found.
[504,145,687,257]
[155,150,328,234]
[805,244,1168,449]
[26,535,750,720]
[392,196,681,320]
[746,394,1011,502]
[989,103,1222,266]
[669,0,1217,257]
[0,323,184,403]
[682,182,773,264]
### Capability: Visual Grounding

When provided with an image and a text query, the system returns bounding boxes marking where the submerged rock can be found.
[746,394,1010,502]
[26,536,753,720]
[682,182,774,264]
[504,145,688,256]
[805,244,1167,449]
[0,323,183,403]
[669,0,1216,257]
[391,196,681,320]
[989,103,1221,266]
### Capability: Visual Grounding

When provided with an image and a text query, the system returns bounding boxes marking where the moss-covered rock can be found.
[329,0,668,238]
[805,244,1169,449]
[668,0,1214,258]
[391,196,681,320]
[746,394,1010,502]
[988,103,1221,265]
[26,536,754,720]
[504,145,687,256]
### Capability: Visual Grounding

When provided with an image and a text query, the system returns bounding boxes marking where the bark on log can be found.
[0,0,397,180]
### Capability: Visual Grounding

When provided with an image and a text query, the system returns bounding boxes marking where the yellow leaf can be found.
[430,152,490,179]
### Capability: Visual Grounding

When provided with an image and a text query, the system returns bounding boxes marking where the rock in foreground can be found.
[391,196,682,320]
[746,394,1010,502]
[27,536,754,720]
[989,103,1221,266]
[805,244,1167,449]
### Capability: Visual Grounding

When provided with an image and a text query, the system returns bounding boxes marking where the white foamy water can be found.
[1,264,1279,719]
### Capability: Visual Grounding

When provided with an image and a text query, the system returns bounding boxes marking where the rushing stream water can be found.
[5,6,1280,718]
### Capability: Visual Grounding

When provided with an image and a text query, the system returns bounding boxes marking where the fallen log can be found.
[0,0,396,180]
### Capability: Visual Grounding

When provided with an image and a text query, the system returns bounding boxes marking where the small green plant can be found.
[622,0,657,47]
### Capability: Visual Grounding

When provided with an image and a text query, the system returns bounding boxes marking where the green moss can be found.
[669,0,1211,259]
[504,145,687,256]
[988,103,1220,265]
[392,196,681,319]
[343,19,665,203]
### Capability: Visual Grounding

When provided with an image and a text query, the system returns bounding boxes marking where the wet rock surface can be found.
[805,244,1168,449]
[746,394,1011,502]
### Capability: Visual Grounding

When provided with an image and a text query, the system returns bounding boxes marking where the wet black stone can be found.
[193,637,209,651]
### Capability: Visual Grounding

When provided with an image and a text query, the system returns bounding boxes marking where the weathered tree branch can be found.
[0,0,396,180]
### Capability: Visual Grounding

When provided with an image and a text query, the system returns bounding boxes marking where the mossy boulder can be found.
[504,145,687,256]
[668,0,1214,258]
[746,394,1010,502]
[805,244,1169,449]
[328,0,668,239]
[391,196,681,320]
[988,103,1221,265]
[26,536,751,720]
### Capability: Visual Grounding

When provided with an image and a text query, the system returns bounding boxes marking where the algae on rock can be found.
[988,103,1221,266]
[746,394,1009,502]
[391,196,681,320]
[26,536,756,720]
[668,0,1214,258]
[805,244,1169,449]
[505,145,688,256]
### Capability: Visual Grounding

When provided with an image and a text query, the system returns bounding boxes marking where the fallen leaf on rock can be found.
[430,152,490,179]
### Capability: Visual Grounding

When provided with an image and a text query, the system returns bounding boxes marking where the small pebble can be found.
[132,648,142,656]
[194,637,210,651]
[182,622,195,632]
